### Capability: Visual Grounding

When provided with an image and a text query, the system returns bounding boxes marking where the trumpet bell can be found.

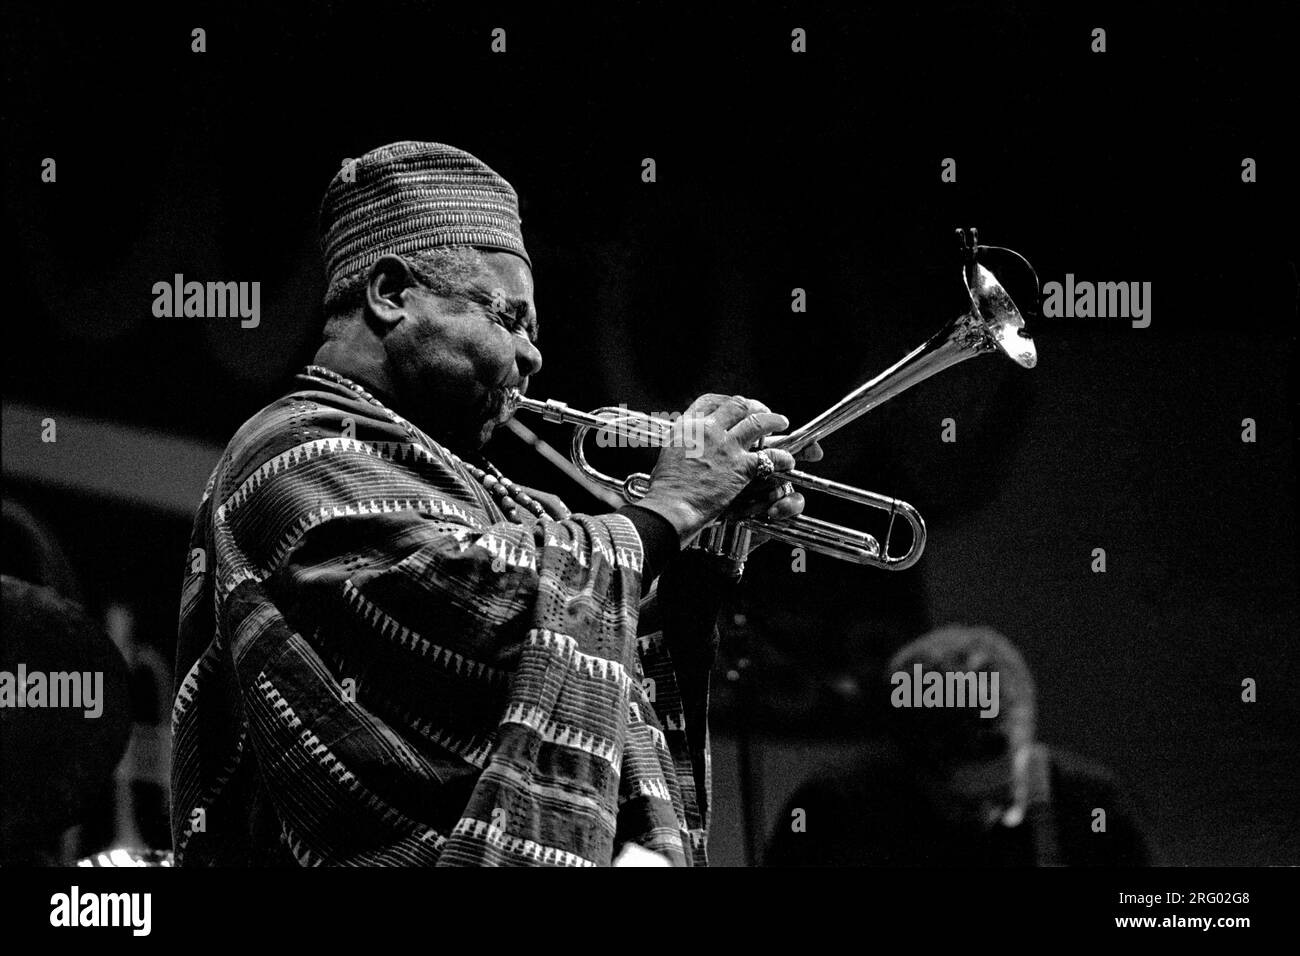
[964,257,1037,370]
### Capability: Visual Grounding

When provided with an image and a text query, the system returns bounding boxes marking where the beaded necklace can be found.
[303,365,548,524]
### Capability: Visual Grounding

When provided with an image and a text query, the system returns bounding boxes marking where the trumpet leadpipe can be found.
[510,394,670,447]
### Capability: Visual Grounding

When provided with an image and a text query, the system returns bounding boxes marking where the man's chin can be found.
[419,398,510,455]
[417,416,491,457]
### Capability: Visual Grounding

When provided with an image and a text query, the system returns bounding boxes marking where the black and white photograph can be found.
[1,0,1295,938]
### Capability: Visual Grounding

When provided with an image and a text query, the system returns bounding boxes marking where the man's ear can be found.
[365,255,418,328]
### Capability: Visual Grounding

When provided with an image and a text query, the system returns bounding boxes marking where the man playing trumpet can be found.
[170,141,818,867]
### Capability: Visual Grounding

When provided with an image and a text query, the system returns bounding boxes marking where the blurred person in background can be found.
[1,501,132,865]
[766,625,1153,866]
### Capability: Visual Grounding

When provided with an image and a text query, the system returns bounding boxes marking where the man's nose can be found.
[517,337,542,377]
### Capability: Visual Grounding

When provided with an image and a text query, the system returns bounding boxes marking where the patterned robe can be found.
[170,366,723,866]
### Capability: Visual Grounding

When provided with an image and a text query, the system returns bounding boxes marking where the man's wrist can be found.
[632,494,706,546]
[616,504,679,589]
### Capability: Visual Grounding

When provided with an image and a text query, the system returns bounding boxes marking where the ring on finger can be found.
[753,449,776,480]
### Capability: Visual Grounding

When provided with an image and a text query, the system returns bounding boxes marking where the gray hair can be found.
[322,245,487,320]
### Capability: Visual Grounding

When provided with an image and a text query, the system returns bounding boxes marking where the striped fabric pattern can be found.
[170,368,713,866]
[319,141,531,306]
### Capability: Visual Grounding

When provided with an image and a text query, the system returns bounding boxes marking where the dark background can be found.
[2,1,1296,865]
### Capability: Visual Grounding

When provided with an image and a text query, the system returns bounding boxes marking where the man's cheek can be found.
[465,339,514,383]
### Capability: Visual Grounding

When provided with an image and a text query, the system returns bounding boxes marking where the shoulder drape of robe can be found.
[170,372,716,866]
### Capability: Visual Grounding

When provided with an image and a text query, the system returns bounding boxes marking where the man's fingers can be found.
[523,487,571,520]
[730,478,788,515]
[762,481,793,504]
[748,448,796,476]
[682,392,734,418]
[705,395,772,431]
[730,412,789,448]
[765,491,806,521]
[733,479,797,518]
[796,440,824,463]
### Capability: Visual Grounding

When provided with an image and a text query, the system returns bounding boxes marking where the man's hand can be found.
[519,486,572,520]
[635,394,812,545]
[727,436,823,523]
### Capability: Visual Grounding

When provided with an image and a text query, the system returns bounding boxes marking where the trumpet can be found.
[509,228,1038,574]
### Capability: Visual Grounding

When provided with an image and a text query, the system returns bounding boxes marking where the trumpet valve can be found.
[693,520,754,566]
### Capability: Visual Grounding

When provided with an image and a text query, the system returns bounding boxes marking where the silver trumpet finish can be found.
[509,228,1037,574]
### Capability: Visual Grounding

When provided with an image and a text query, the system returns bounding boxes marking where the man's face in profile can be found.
[912,717,1033,831]
[386,250,542,452]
